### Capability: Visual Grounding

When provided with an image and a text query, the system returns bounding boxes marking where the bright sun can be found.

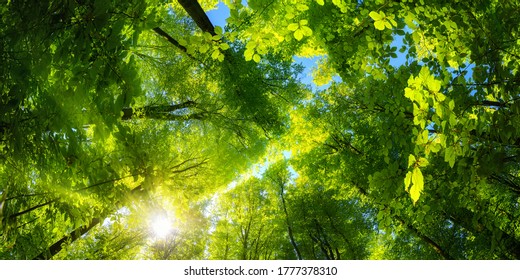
[151,215,173,239]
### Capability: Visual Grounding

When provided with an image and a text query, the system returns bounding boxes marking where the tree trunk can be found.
[121,101,205,121]
[352,182,454,259]
[33,218,101,260]
[177,0,216,35]
[279,181,302,260]
[152,27,190,55]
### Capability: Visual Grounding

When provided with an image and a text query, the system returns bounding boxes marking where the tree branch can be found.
[177,0,216,35]
[152,27,188,53]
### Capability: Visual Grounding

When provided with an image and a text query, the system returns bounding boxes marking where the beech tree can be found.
[1,0,520,260]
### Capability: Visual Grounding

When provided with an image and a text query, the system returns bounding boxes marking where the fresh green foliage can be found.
[1,0,520,260]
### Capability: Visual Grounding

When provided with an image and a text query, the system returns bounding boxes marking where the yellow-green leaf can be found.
[214,26,223,35]
[417,157,429,167]
[211,49,220,60]
[427,77,441,92]
[199,44,210,53]
[246,41,257,49]
[408,154,416,168]
[404,171,412,192]
[220,43,230,50]
[374,20,386,30]
[410,167,424,204]
[301,26,313,36]
[297,4,309,11]
[287,23,299,31]
[253,54,261,63]
[256,45,268,55]
[436,92,446,102]
[244,48,254,61]
[369,11,382,21]
[316,0,324,5]
[203,32,213,41]
[404,87,415,100]
[448,59,459,70]
[294,29,304,40]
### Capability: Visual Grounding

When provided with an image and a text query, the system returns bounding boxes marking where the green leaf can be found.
[296,4,309,11]
[244,48,255,61]
[374,20,386,30]
[199,44,210,53]
[287,23,299,31]
[203,32,213,41]
[211,49,220,60]
[448,59,459,69]
[427,77,441,93]
[404,171,412,192]
[246,41,257,49]
[410,167,424,204]
[369,11,382,21]
[253,54,261,63]
[436,92,446,102]
[417,157,429,167]
[214,26,223,35]
[408,154,416,168]
[301,26,313,36]
[294,29,304,41]
[316,0,324,5]
[220,43,230,50]
[404,87,415,100]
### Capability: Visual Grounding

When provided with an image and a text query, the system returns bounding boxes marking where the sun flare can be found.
[151,215,173,239]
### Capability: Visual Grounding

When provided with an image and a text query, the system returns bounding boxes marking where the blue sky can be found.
[206,1,410,90]
[206,1,230,28]
[206,2,320,88]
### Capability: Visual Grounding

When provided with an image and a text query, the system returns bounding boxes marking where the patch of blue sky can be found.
[389,34,408,68]
[206,1,230,28]
[292,56,343,91]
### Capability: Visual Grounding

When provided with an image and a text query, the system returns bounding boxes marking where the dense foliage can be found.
[1,0,519,259]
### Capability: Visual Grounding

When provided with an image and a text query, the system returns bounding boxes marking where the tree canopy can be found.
[1,0,520,260]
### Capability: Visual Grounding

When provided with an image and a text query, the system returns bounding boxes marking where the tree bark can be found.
[352,182,454,259]
[33,218,101,260]
[121,101,205,121]
[8,200,56,220]
[152,27,189,54]
[278,181,303,260]
[393,216,454,260]
[177,0,216,35]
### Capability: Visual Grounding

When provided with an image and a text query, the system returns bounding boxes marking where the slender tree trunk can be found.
[32,184,146,260]
[177,0,216,35]
[121,101,204,121]
[352,182,454,259]
[33,218,101,260]
[393,216,454,260]
[445,208,520,259]
[324,211,359,259]
[279,182,302,260]
[152,27,190,55]
[8,200,56,220]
